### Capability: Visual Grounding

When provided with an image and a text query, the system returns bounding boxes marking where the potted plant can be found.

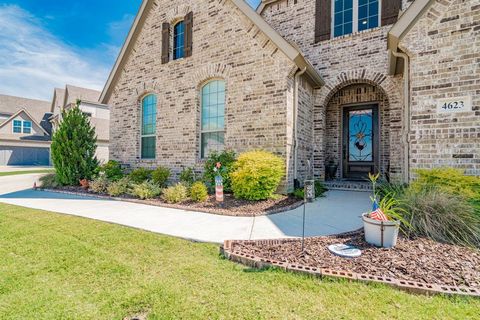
[362,173,407,248]
[325,156,338,181]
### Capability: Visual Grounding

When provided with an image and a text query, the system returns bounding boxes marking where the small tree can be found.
[51,100,99,185]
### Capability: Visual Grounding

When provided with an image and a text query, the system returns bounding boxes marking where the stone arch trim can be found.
[165,4,195,25]
[317,69,401,107]
[134,80,161,102]
[192,63,232,88]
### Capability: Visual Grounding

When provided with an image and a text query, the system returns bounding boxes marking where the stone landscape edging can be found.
[39,188,304,217]
[220,238,480,298]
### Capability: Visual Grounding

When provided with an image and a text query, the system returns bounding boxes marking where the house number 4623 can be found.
[437,96,472,114]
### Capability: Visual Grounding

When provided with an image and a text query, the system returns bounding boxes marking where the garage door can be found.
[0,146,50,166]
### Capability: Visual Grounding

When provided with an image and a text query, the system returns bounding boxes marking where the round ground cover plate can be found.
[328,244,362,258]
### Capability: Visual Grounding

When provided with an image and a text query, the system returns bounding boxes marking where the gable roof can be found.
[51,88,66,113]
[388,0,436,75]
[0,94,51,125]
[100,0,324,103]
[64,85,102,106]
[0,108,49,136]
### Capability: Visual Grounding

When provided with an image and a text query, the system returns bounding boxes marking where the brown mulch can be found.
[53,186,302,217]
[233,232,480,288]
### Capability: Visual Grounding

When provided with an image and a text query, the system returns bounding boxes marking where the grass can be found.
[0,169,53,177]
[0,204,478,319]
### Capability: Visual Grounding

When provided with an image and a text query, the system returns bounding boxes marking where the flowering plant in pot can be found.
[362,173,408,248]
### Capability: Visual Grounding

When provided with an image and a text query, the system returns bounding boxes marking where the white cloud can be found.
[0,5,110,101]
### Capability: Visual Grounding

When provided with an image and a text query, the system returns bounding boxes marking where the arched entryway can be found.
[324,83,392,181]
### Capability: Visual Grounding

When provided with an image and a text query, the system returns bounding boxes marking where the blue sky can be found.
[0,0,261,101]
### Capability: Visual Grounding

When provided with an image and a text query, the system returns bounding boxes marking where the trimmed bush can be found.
[129,168,153,184]
[98,161,124,181]
[107,177,131,197]
[90,176,110,194]
[230,151,285,201]
[180,167,196,186]
[203,150,236,193]
[162,183,188,204]
[399,186,480,248]
[189,182,209,202]
[51,100,98,185]
[39,174,60,189]
[151,166,170,188]
[131,181,161,200]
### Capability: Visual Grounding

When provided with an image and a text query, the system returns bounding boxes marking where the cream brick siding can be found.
[261,0,405,181]
[107,0,300,186]
[108,0,479,189]
[400,0,480,176]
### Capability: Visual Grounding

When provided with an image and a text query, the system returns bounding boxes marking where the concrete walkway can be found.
[0,174,371,243]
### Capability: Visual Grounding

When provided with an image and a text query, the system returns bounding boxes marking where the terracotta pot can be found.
[362,213,400,248]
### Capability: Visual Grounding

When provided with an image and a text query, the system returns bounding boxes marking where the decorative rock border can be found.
[38,188,304,217]
[221,238,480,297]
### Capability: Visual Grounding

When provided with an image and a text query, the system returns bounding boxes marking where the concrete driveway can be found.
[0,166,52,173]
[0,174,371,243]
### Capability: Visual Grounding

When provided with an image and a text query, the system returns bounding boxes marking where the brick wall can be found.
[107,0,299,184]
[400,0,480,176]
[261,0,405,181]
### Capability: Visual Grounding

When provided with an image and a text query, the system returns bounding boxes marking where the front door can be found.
[342,105,379,180]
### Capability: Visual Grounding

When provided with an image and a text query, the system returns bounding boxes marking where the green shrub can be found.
[51,100,98,185]
[129,168,153,184]
[131,181,162,200]
[107,177,131,197]
[189,182,209,202]
[413,168,480,215]
[162,183,188,204]
[292,181,328,200]
[151,166,170,188]
[399,186,480,248]
[203,150,236,193]
[90,176,110,194]
[230,150,285,201]
[98,161,124,181]
[39,174,60,189]
[180,167,196,186]
[414,168,480,198]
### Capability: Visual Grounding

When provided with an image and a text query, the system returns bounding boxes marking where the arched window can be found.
[141,94,157,159]
[173,21,185,60]
[201,80,225,158]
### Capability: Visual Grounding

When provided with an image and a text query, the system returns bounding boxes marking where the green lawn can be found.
[0,169,53,177]
[0,204,478,319]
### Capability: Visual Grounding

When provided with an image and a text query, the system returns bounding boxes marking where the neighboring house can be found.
[101,0,479,191]
[0,94,52,166]
[50,85,110,163]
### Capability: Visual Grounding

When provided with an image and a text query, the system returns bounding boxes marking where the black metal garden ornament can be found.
[302,160,315,252]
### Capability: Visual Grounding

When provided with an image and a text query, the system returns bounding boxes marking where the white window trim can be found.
[199,80,226,160]
[331,0,382,38]
[12,120,32,134]
[140,95,157,160]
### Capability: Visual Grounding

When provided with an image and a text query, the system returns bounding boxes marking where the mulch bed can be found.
[232,231,480,289]
[50,186,303,217]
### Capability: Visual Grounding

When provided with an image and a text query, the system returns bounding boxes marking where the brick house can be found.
[101,0,479,191]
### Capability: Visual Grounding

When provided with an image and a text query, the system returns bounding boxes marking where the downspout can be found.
[391,50,410,184]
[293,67,307,188]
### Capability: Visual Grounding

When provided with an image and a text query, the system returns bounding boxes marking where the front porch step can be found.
[324,181,373,192]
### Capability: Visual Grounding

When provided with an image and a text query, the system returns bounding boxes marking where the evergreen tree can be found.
[51,99,99,185]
